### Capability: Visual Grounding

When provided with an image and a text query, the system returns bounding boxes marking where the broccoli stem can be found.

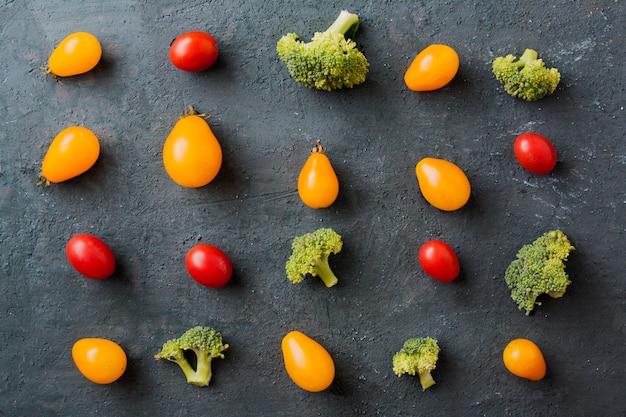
[325,10,359,36]
[172,357,198,384]
[517,48,539,67]
[315,256,339,288]
[187,350,213,387]
[418,371,436,390]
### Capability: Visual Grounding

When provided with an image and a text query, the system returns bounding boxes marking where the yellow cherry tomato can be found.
[282,330,335,392]
[415,157,470,211]
[72,338,127,384]
[404,44,459,92]
[47,32,102,77]
[503,338,546,381]
[297,140,339,209]
[162,109,222,188]
[39,126,100,186]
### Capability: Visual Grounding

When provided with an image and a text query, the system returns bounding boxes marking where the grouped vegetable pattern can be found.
[35,7,574,397]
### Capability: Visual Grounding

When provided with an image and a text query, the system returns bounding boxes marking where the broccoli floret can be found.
[505,230,575,315]
[155,326,229,387]
[285,227,343,288]
[276,10,369,91]
[392,337,441,391]
[492,48,560,101]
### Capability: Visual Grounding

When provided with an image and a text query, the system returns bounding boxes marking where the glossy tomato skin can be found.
[415,157,471,211]
[66,234,116,280]
[282,330,335,392]
[297,142,339,209]
[404,44,459,91]
[40,126,100,184]
[418,240,460,282]
[169,31,219,72]
[185,244,232,288]
[514,133,557,174]
[48,32,102,77]
[503,338,546,381]
[163,114,223,187]
[72,338,127,384]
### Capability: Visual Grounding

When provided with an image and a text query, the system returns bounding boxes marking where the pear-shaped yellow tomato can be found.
[404,44,459,92]
[297,141,339,209]
[415,157,470,211]
[39,126,100,186]
[162,111,222,188]
[282,330,335,392]
[503,338,546,381]
[47,32,102,77]
[72,338,127,384]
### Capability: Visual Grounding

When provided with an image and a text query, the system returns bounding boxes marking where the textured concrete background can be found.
[1,1,625,416]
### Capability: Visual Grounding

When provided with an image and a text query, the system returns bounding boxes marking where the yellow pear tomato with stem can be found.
[38,126,100,186]
[162,106,223,188]
[297,140,339,209]
[282,330,335,392]
[415,157,471,211]
[45,32,102,77]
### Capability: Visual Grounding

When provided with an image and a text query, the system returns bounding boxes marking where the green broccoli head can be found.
[276,10,369,91]
[155,326,229,387]
[392,337,441,390]
[505,230,575,315]
[492,48,560,101]
[285,227,343,288]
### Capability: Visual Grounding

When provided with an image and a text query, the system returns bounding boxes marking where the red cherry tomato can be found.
[185,243,232,288]
[66,234,116,280]
[169,31,218,72]
[418,239,460,282]
[514,132,557,174]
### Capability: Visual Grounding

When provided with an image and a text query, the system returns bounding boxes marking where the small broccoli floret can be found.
[505,230,575,315]
[155,326,229,387]
[392,337,441,391]
[492,48,560,101]
[285,227,343,287]
[276,10,369,91]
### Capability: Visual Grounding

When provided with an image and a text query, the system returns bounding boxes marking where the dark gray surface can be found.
[1,1,625,416]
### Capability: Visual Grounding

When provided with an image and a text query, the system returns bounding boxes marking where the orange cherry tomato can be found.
[415,157,470,211]
[404,44,459,92]
[162,108,222,188]
[297,141,339,209]
[47,32,102,77]
[281,330,335,392]
[503,338,546,381]
[39,126,100,186]
[72,338,127,384]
